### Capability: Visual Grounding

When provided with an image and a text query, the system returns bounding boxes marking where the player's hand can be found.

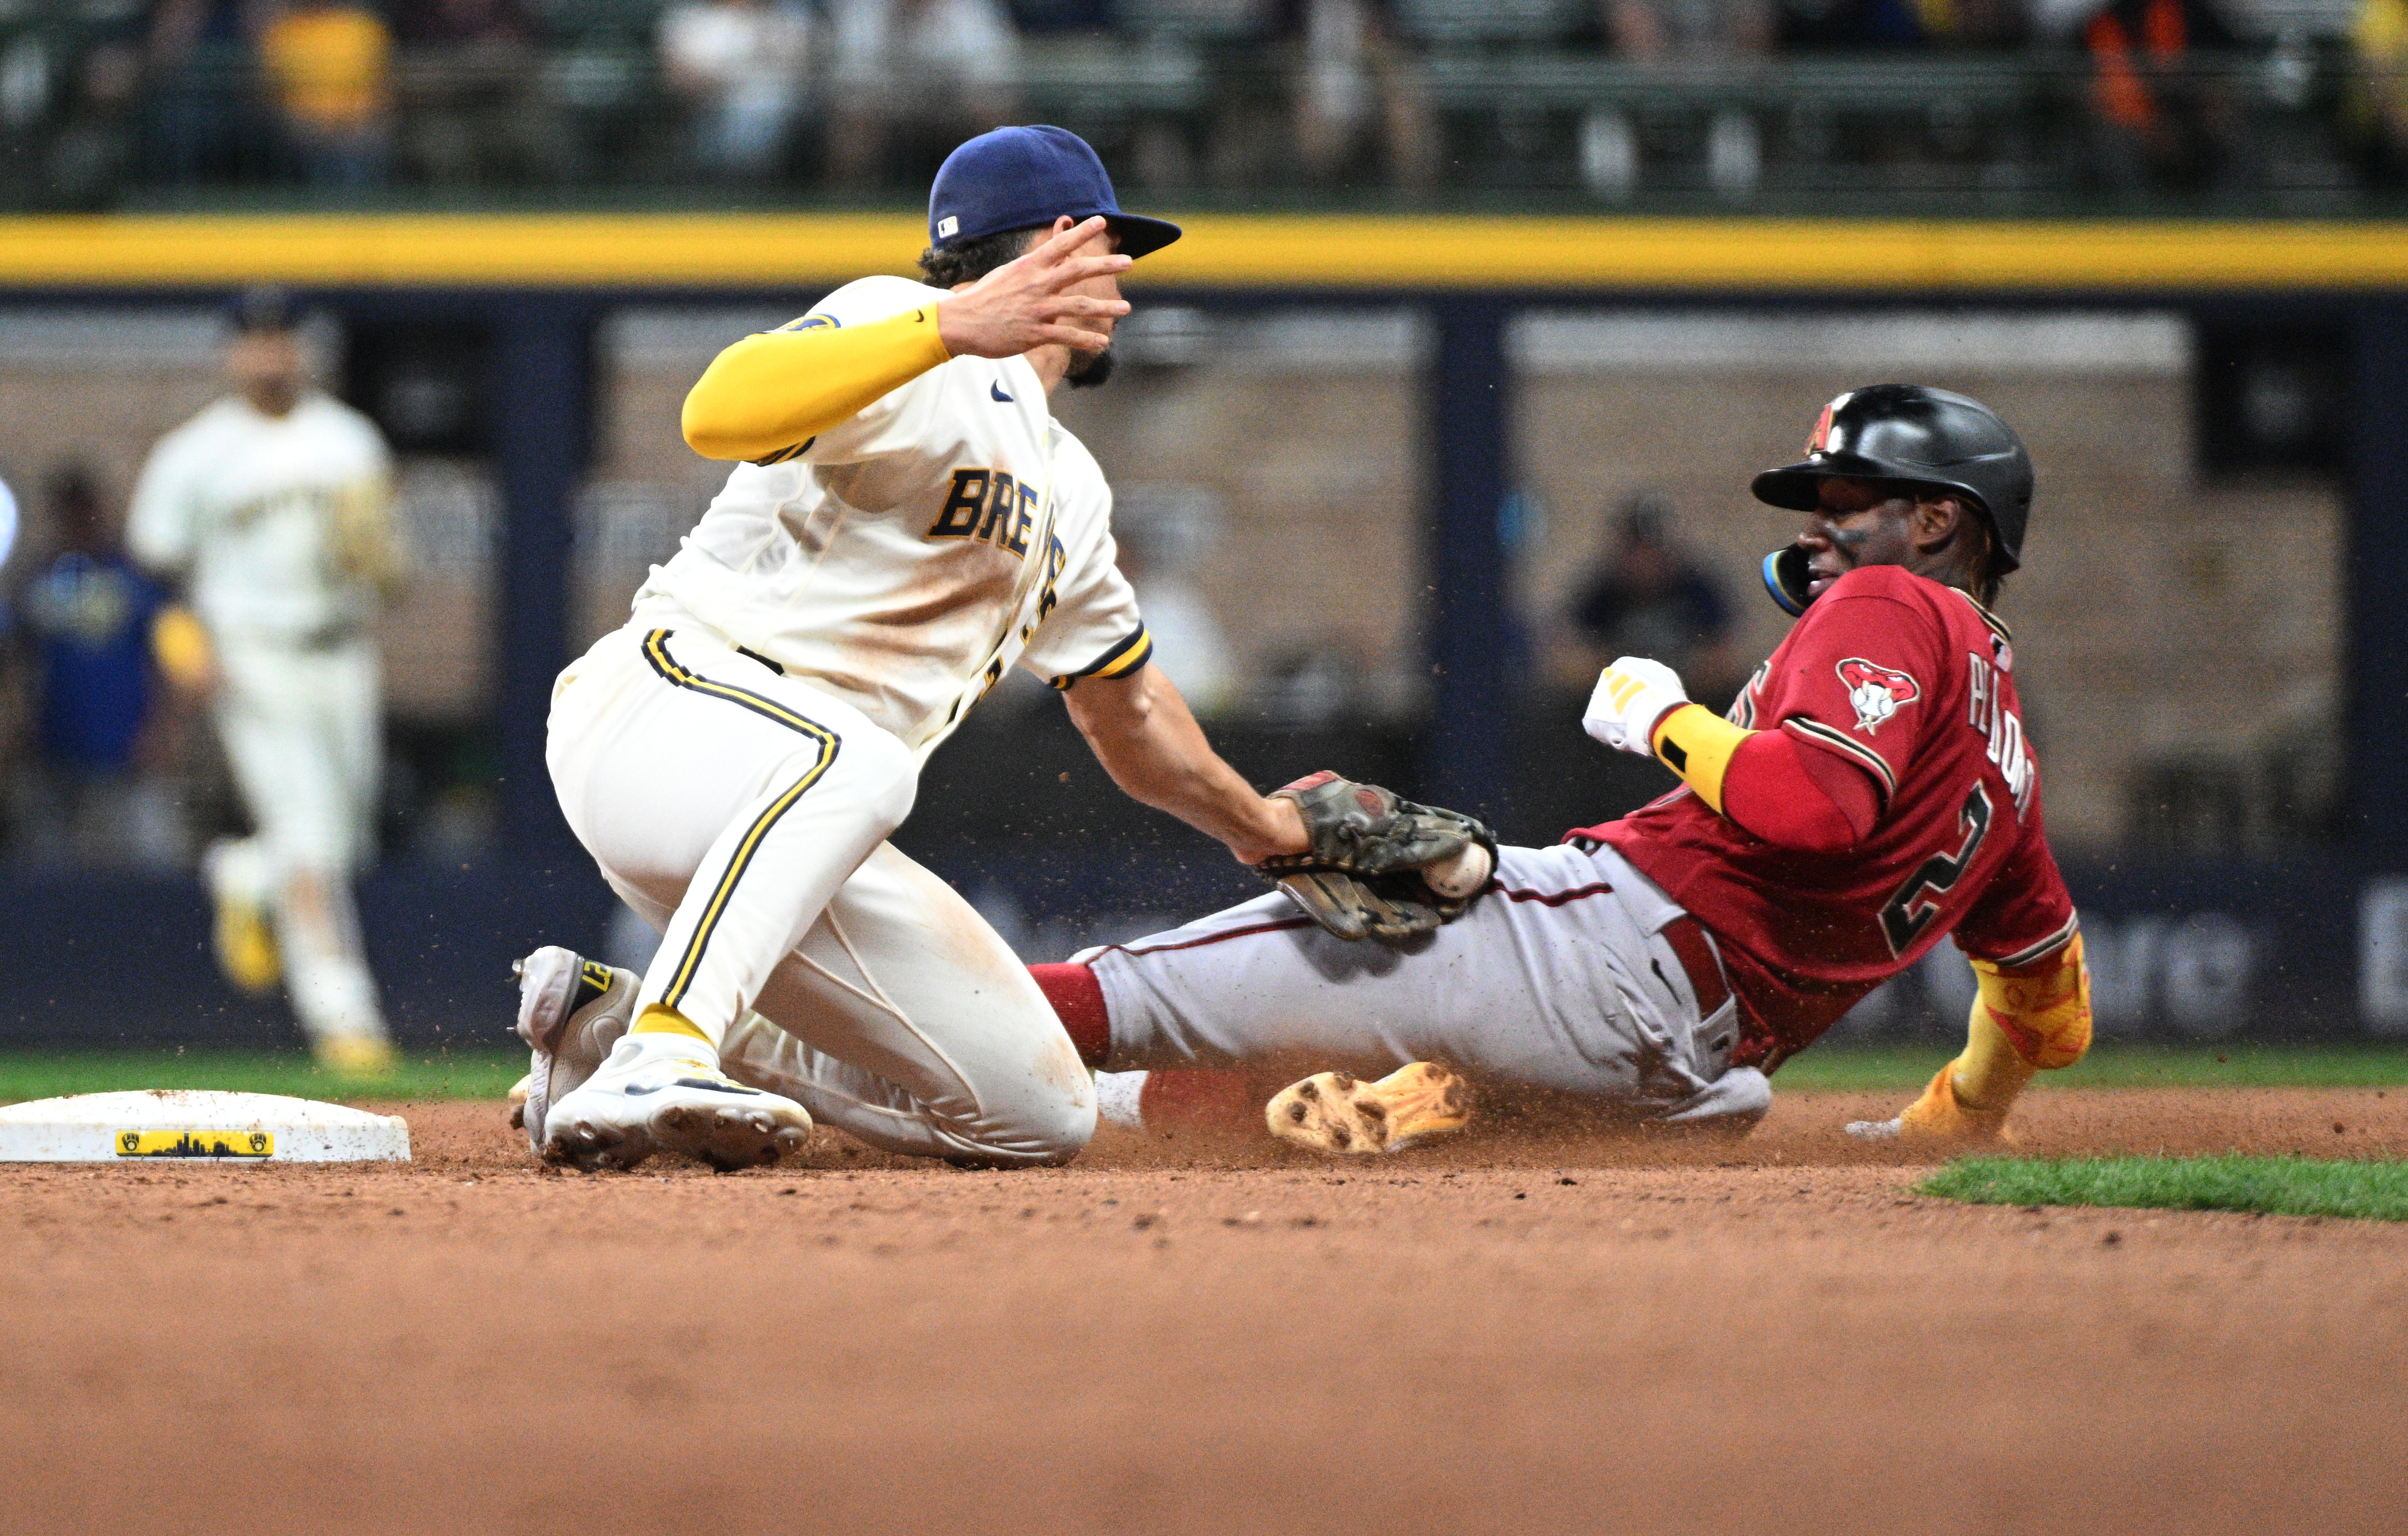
[1582,657,1689,756]
[936,215,1133,359]
[1252,772,1498,942]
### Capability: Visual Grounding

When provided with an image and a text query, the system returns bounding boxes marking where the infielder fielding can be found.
[1027,385,2092,1150]
[129,288,406,1073]
[515,127,1486,1172]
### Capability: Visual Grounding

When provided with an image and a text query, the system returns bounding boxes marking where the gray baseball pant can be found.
[1077,842,1772,1129]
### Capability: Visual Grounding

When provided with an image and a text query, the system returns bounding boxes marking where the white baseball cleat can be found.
[1266,1061,1472,1156]
[541,1035,813,1172]
[512,947,637,1155]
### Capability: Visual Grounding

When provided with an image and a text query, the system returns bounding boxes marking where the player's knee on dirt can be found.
[1971,933,2092,1072]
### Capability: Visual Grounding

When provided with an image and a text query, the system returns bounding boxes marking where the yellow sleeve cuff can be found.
[1970,932,2091,1070]
[152,605,213,690]
[1648,703,1752,814]
[680,305,953,463]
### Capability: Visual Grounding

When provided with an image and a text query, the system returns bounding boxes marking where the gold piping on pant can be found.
[640,629,840,1011]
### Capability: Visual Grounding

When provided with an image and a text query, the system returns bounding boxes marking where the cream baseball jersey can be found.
[631,274,1150,758]
[126,392,392,645]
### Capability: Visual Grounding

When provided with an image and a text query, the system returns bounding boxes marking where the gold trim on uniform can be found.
[1049,624,1154,691]
[638,630,841,1011]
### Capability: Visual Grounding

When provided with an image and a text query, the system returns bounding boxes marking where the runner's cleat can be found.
[513,947,637,1156]
[315,1035,398,1077]
[1266,1061,1471,1156]
[541,1036,813,1172]
[214,888,281,994]
[508,1073,531,1129]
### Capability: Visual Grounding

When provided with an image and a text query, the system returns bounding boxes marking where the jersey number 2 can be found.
[1879,782,1994,957]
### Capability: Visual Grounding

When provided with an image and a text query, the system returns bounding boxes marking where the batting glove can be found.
[1582,657,1690,756]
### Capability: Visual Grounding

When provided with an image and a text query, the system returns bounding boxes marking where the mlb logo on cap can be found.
[927,126,1181,259]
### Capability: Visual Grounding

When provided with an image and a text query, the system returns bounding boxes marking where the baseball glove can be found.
[1254,771,1497,942]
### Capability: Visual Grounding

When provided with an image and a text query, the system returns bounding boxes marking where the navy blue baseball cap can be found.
[928,125,1181,260]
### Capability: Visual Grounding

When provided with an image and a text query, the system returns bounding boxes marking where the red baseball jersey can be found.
[1579,565,2078,1070]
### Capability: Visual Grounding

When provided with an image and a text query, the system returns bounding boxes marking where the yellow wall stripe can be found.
[2,214,2407,291]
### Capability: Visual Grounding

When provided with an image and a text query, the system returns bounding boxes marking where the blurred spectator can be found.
[11,464,184,869]
[827,0,1022,187]
[1008,0,1118,27]
[1596,0,1772,200]
[392,0,540,186]
[1611,0,1772,55]
[1286,0,1437,190]
[2080,0,2246,191]
[2351,0,2408,180]
[147,0,268,183]
[1564,492,1740,709]
[43,33,149,207]
[258,0,394,187]
[659,0,815,179]
[1776,0,1927,47]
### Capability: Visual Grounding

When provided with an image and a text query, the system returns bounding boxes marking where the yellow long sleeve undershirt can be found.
[680,304,952,463]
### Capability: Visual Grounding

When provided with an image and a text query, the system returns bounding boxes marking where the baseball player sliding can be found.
[1024,385,2092,1152]
[512,127,1488,1172]
[129,289,407,1074]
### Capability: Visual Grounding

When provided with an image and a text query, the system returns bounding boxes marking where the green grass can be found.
[1775,1043,2408,1093]
[1923,1153,2408,1222]
[0,1049,527,1105]
[1,1042,2402,1106]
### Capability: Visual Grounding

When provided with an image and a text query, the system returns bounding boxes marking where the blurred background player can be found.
[127,287,408,1074]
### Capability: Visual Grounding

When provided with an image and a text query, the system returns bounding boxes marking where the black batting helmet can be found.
[1751,384,2034,571]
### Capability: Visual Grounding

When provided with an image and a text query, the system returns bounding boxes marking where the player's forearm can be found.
[1064,665,1306,863]
[680,305,952,462]
[1650,706,1868,853]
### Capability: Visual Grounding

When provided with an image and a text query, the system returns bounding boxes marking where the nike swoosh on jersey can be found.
[990,381,1013,403]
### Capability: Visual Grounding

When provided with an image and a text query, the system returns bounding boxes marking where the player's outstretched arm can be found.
[1060,661,1306,864]
[680,217,1133,463]
[1584,658,1876,853]
[1064,665,1495,942]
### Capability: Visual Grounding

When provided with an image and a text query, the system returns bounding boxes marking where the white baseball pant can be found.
[546,619,1094,1165]
[1080,842,1773,1129]
[208,634,388,1050]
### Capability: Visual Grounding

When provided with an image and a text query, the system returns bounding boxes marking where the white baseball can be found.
[1423,843,1493,900]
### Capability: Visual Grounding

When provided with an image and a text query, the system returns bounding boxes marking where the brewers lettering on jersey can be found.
[514,126,1333,1172]
[1007,385,2095,1156]
[127,287,406,1076]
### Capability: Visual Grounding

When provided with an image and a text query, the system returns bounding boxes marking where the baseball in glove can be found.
[1253,771,1498,942]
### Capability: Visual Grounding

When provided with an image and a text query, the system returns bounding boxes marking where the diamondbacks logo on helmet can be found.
[1806,399,1840,455]
[1836,658,1919,736]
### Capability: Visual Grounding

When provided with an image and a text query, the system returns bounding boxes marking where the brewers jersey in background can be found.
[126,388,397,1058]
[127,393,391,651]
[632,274,1150,756]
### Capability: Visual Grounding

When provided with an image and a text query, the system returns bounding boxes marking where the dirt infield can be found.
[8,1088,2407,1535]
